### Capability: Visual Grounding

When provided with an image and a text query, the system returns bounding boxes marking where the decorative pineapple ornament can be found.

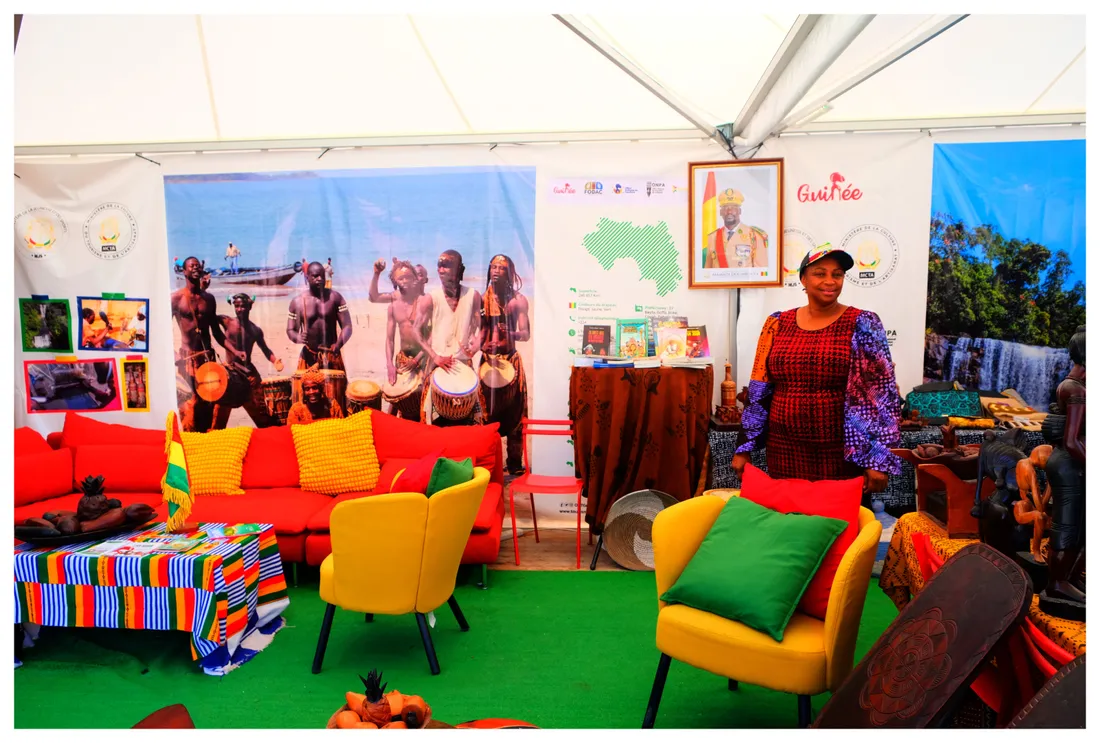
[76,475,110,522]
[358,669,392,727]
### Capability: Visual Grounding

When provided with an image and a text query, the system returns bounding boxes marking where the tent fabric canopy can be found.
[14,14,1086,153]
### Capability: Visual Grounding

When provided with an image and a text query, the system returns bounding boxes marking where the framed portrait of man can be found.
[688,158,784,289]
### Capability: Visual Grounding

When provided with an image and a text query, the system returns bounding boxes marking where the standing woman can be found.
[732,245,903,493]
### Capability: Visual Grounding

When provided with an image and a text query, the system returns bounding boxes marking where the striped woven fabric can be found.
[14,523,288,669]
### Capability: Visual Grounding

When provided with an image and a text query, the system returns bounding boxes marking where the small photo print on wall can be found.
[120,357,150,412]
[76,296,149,352]
[18,298,73,353]
[24,359,121,414]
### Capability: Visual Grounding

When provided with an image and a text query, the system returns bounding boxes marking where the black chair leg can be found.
[364,613,373,623]
[416,613,441,675]
[446,595,470,632]
[589,534,604,570]
[476,564,489,590]
[797,695,812,728]
[642,653,672,728]
[728,679,738,691]
[312,604,336,674]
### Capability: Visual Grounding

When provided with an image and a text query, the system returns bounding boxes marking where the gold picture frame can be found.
[688,158,784,289]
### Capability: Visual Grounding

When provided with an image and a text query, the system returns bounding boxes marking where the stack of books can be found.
[575,320,712,369]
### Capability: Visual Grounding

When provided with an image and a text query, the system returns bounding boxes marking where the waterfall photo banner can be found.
[924,139,1085,411]
[19,297,73,353]
[162,166,536,441]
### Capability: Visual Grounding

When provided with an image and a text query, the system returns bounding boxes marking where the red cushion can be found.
[370,411,500,476]
[190,488,332,535]
[240,427,300,489]
[377,458,417,493]
[14,450,74,507]
[15,427,51,455]
[739,465,863,620]
[61,412,163,448]
[15,491,161,525]
[74,445,166,493]
[391,449,445,494]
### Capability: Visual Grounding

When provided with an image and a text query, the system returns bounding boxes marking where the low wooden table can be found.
[879,512,1085,657]
[14,522,290,675]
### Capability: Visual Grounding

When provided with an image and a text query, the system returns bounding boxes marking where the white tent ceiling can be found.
[14,13,1086,154]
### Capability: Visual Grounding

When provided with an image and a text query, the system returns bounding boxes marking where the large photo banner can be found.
[163,166,535,472]
[737,133,934,399]
[924,139,1085,411]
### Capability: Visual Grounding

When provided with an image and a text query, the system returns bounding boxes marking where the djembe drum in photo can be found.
[430,363,479,421]
[292,368,348,415]
[479,354,519,421]
[346,378,383,415]
[194,361,229,403]
[382,369,423,420]
[261,376,293,425]
[218,368,253,409]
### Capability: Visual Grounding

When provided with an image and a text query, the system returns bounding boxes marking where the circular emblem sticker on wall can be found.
[840,224,899,288]
[782,227,816,288]
[83,202,138,260]
[15,206,68,260]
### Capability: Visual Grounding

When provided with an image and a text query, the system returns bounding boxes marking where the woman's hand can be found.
[864,469,888,494]
[731,453,751,479]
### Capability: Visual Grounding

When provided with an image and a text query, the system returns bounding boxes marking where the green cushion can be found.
[425,457,474,498]
[660,496,846,642]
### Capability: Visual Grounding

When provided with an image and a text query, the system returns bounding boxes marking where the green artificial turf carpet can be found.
[14,568,897,729]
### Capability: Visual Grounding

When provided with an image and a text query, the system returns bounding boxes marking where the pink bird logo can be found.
[830,172,845,191]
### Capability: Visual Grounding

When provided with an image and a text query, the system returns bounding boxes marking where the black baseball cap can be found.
[799,243,854,276]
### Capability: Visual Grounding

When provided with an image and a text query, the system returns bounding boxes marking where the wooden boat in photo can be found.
[174,262,303,287]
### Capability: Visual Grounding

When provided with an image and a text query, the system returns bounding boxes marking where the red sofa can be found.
[14,412,505,572]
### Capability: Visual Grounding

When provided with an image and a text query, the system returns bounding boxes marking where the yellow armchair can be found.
[311,466,490,676]
[643,492,882,728]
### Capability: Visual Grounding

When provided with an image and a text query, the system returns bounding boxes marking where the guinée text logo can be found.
[796,171,863,203]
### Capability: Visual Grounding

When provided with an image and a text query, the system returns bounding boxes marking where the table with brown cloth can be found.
[569,365,712,535]
[879,511,1085,657]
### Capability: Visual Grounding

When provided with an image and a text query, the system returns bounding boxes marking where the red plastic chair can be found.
[508,419,585,569]
[910,533,1074,724]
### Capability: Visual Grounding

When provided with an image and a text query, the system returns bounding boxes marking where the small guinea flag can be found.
[569,302,577,309]
[160,411,194,533]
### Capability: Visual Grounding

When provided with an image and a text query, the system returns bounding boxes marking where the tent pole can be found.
[780,112,1085,135]
[776,15,969,136]
[553,14,731,152]
[738,15,875,151]
[13,128,711,157]
[730,15,821,138]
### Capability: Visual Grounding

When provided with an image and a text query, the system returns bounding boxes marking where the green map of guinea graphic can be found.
[581,218,683,296]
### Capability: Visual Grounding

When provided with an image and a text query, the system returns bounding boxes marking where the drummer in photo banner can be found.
[383,260,433,418]
[287,366,344,425]
[480,254,531,475]
[427,250,482,372]
[171,256,231,432]
[218,293,284,428]
[287,261,353,375]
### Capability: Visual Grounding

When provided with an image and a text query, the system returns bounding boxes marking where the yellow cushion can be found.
[656,603,827,696]
[180,427,253,496]
[291,410,381,495]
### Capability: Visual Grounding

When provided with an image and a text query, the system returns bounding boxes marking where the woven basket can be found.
[603,490,678,571]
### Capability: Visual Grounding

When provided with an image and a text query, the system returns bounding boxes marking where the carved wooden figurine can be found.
[1012,445,1053,563]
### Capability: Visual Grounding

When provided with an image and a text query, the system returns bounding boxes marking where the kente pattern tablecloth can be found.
[14,522,289,675]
